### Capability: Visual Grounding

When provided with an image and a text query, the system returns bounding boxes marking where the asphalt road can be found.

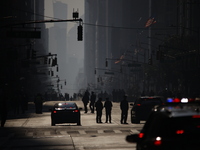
[0,100,144,150]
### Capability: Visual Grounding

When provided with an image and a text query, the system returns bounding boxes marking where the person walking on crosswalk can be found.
[95,97,103,123]
[104,98,113,123]
[120,95,129,124]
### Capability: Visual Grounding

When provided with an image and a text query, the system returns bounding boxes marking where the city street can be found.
[0,100,144,150]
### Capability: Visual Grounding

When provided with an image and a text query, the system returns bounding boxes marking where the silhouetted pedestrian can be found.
[0,85,9,127]
[120,95,129,124]
[82,91,89,113]
[95,98,103,123]
[0,99,7,127]
[90,91,96,113]
[104,98,113,123]
[34,93,43,114]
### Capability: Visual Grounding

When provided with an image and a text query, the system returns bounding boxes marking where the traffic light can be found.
[52,57,57,66]
[148,58,152,65]
[156,50,163,60]
[44,57,48,64]
[27,49,30,59]
[77,25,83,41]
[105,60,108,67]
[31,50,36,59]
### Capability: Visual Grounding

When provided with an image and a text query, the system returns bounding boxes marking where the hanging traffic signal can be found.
[31,50,36,59]
[44,57,48,64]
[52,57,57,66]
[148,58,152,65]
[77,25,83,41]
[105,60,108,67]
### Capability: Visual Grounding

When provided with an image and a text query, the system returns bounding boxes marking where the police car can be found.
[126,98,200,150]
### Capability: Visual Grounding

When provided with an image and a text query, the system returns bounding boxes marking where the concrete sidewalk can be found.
[0,101,36,148]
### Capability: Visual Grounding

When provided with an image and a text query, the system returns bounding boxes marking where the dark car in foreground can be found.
[51,102,81,126]
[126,98,200,150]
[130,96,164,123]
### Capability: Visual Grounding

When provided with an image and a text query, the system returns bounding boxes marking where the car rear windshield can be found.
[55,103,76,109]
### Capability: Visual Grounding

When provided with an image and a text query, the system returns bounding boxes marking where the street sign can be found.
[105,72,114,75]
[7,31,41,38]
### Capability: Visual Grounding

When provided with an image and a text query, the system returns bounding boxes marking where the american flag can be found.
[145,17,156,28]
[115,55,125,64]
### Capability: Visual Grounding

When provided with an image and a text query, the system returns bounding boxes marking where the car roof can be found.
[154,105,200,118]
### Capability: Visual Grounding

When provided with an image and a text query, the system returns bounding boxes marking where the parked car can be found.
[126,98,200,150]
[51,102,82,126]
[130,96,164,123]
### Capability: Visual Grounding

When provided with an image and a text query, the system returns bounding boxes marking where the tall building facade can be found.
[0,1,50,97]
[84,0,149,95]
[84,0,200,97]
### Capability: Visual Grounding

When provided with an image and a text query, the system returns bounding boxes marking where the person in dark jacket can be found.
[120,95,129,124]
[34,93,44,114]
[82,91,90,113]
[89,91,96,113]
[95,98,103,123]
[0,84,9,127]
[0,97,8,127]
[104,98,113,123]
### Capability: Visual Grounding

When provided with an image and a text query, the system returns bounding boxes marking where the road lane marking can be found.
[114,130,122,133]
[78,130,86,134]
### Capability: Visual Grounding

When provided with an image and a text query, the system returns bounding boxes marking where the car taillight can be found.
[53,110,57,113]
[154,137,162,146]
[192,115,200,118]
[138,133,144,138]
[73,110,79,112]
[176,130,184,134]
[137,104,141,106]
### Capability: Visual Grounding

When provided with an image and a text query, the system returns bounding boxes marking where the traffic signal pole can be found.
[6,18,83,26]
[3,11,83,41]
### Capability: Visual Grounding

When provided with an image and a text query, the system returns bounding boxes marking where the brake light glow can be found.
[188,98,195,102]
[53,111,57,113]
[73,110,79,112]
[138,133,144,138]
[137,104,141,106]
[192,115,200,118]
[176,130,184,134]
[154,137,162,146]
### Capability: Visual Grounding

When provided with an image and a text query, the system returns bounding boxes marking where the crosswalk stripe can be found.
[97,130,104,134]
[44,131,51,136]
[60,131,67,135]
[114,130,122,133]
[130,129,139,134]
[78,130,86,134]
